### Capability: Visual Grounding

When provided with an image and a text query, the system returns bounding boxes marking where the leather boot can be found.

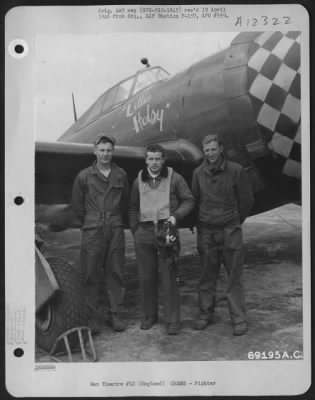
[193,313,214,330]
[140,316,158,330]
[233,322,248,336]
[110,313,126,332]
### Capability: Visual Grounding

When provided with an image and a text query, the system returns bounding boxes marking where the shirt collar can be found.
[92,161,115,175]
[147,168,161,180]
[204,154,226,172]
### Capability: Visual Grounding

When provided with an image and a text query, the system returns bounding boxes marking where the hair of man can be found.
[201,133,222,147]
[93,134,116,148]
[145,144,166,158]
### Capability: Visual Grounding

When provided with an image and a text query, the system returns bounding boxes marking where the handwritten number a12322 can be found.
[234,15,292,27]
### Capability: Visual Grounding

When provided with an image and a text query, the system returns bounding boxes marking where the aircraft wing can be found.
[36,141,143,205]
[36,138,203,205]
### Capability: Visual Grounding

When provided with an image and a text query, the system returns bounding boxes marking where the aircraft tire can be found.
[36,258,88,353]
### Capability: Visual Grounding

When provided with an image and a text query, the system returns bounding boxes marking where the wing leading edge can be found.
[35,139,203,230]
[36,139,203,205]
[36,141,145,204]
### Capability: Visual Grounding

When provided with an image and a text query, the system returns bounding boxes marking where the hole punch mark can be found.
[8,39,29,59]
[14,196,24,205]
[14,44,24,54]
[14,348,24,358]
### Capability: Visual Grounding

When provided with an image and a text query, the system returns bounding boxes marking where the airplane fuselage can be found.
[37,31,301,221]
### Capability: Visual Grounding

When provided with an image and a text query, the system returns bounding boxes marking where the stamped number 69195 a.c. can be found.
[248,351,303,360]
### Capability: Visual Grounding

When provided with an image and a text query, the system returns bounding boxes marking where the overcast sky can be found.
[35,32,238,141]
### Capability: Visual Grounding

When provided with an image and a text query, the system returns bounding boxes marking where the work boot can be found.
[110,313,126,332]
[140,316,158,330]
[233,322,248,336]
[88,318,101,335]
[193,314,213,330]
[167,322,181,335]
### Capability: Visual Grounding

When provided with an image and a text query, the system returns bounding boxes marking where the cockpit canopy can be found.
[77,66,169,128]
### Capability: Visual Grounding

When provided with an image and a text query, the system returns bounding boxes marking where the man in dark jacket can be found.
[192,134,254,335]
[71,134,129,333]
[129,144,194,335]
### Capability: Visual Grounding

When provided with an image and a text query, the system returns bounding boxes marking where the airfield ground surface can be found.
[36,204,304,362]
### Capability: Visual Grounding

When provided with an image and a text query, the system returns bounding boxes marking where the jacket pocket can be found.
[108,185,124,210]
[112,184,124,190]
[83,213,102,229]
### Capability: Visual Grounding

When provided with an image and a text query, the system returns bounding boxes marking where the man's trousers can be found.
[134,224,180,324]
[197,224,247,325]
[80,226,125,314]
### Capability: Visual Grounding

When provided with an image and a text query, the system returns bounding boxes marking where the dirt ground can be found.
[36,204,303,362]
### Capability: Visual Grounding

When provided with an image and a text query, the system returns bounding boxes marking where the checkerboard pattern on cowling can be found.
[247,31,301,179]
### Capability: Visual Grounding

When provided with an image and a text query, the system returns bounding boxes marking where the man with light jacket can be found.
[129,144,194,335]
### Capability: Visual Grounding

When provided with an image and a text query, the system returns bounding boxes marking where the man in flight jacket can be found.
[192,134,254,336]
[129,144,194,335]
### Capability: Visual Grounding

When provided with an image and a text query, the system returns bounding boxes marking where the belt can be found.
[139,219,167,226]
[198,222,225,230]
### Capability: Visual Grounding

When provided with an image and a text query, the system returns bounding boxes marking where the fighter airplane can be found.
[34,30,303,355]
[36,31,302,229]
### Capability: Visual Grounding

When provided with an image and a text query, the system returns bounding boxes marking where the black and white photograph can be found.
[5,4,311,397]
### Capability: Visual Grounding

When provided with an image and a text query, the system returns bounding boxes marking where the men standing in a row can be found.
[71,134,129,333]
[129,144,194,335]
[192,134,254,335]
